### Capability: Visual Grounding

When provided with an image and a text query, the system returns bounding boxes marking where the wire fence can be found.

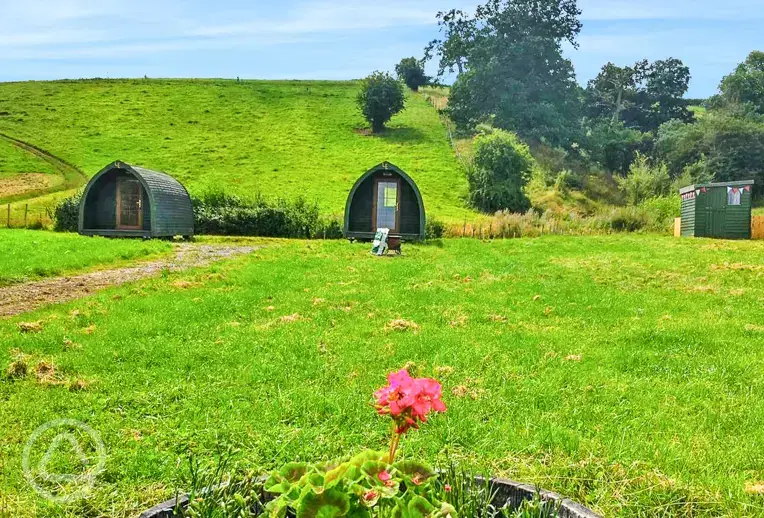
[2,203,55,229]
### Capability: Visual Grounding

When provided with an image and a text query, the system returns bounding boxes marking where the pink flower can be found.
[374,370,447,435]
[444,484,452,493]
[377,470,395,487]
[362,490,379,502]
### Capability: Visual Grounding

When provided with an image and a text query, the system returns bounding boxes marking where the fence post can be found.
[24,204,28,227]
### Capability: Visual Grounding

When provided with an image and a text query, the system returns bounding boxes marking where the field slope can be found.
[0,79,472,220]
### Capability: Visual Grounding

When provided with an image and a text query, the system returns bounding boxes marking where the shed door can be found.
[116,177,143,230]
[374,179,399,232]
[704,188,726,238]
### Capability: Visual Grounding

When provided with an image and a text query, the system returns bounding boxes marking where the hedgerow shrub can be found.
[53,190,83,232]
[425,218,445,239]
[192,192,323,237]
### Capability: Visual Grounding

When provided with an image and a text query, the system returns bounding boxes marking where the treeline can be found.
[400,0,764,210]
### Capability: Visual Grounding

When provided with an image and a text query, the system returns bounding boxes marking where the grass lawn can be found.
[0,80,472,221]
[0,230,172,286]
[2,235,764,517]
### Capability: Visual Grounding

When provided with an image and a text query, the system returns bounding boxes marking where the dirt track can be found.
[0,244,255,317]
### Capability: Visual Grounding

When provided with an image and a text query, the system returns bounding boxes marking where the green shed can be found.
[680,180,754,239]
[78,161,194,238]
[344,162,425,241]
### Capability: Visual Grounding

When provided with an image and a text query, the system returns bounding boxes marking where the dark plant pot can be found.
[139,477,601,518]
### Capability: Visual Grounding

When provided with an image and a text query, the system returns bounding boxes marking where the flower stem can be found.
[388,431,401,463]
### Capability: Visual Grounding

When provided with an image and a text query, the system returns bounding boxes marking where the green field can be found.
[0,80,472,221]
[0,140,57,179]
[0,229,171,286]
[2,234,764,517]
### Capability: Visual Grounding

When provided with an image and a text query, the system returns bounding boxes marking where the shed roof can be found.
[679,180,755,194]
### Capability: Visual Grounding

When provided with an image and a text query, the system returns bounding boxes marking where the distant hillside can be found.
[0,79,473,220]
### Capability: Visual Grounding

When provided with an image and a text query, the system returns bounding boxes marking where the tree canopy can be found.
[715,51,764,114]
[395,58,429,91]
[429,0,583,147]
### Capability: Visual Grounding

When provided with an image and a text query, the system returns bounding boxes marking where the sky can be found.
[0,0,762,97]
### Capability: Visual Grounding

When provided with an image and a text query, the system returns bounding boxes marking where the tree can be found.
[655,111,764,193]
[434,0,583,147]
[716,51,764,114]
[467,127,534,213]
[395,58,429,91]
[356,72,405,133]
[584,119,649,174]
[584,61,648,122]
[424,9,477,76]
[585,58,693,133]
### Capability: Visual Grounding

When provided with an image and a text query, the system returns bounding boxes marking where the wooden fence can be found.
[3,203,55,229]
[753,216,764,239]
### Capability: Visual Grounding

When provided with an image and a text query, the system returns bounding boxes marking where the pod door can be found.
[374,178,399,232]
[116,177,143,230]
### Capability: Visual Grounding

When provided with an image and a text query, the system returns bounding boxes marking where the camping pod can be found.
[78,161,194,238]
[344,162,425,241]
[680,180,753,239]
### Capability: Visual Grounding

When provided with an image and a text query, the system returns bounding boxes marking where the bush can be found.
[193,192,322,238]
[395,57,429,91]
[600,206,650,232]
[638,196,680,233]
[616,155,671,205]
[356,72,405,133]
[425,218,445,239]
[53,190,83,232]
[468,128,534,213]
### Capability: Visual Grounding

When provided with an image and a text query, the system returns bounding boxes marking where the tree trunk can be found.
[612,88,623,122]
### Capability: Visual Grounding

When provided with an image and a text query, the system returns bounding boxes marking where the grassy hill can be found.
[0,79,473,221]
[0,138,61,203]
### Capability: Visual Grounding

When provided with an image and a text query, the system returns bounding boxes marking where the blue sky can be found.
[0,0,762,97]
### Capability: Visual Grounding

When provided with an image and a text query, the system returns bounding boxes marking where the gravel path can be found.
[0,244,256,317]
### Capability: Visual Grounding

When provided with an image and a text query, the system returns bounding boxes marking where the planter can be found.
[140,477,601,518]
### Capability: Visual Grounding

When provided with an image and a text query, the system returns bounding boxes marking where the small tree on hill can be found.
[357,72,405,133]
[395,57,429,91]
[468,127,534,213]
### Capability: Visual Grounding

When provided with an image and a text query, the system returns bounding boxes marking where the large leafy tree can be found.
[655,111,764,192]
[715,51,764,114]
[395,58,429,91]
[585,58,693,133]
[428,0,584,147]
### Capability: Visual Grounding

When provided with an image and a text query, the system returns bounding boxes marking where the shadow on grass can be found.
[359,126,429,144]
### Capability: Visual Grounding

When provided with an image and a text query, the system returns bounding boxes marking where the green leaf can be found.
[407,495,435,518]
[297,488,351,518]
[393,461,436,487]
[349,450,385,467]
[280,462,309,483]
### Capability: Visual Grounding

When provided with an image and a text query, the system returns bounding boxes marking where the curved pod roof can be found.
[78,161,194,238]
[344,161,425,241]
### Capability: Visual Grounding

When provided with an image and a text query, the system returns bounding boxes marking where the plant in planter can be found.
[146,369,600,518]
[262,369,451,517]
